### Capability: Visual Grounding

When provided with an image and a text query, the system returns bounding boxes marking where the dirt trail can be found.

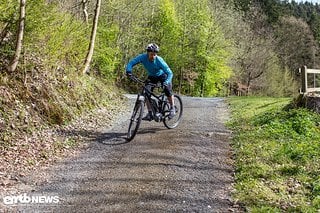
[1,96,241,212]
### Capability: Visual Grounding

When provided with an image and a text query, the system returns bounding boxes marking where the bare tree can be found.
[82,0,101,74]
[82,0,89,24]
[229,6,278,95]
[275,16,317,72]
[7,0,26,72]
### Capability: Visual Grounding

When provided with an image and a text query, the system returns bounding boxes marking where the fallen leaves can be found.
[0,99,127,193]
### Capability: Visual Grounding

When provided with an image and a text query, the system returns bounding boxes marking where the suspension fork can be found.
[159,94,167,114]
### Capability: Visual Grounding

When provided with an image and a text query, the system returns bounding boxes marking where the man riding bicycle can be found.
[126,43,175,121]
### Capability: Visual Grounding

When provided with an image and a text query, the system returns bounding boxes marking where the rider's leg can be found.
[164,84,175,119]
[145,99,152,112]
[168,95,175,107]
[142,84,154,121]
[142,99,153,121]
[168,95,176,119]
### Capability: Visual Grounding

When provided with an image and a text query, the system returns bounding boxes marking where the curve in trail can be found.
[5,96,240,212]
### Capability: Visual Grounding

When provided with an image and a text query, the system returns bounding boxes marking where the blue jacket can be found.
[126,53,173,84]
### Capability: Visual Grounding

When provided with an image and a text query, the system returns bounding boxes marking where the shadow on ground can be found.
[56,126,165,146]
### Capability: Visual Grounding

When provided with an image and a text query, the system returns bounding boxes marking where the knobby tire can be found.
[127,100,144,141]
[163,95,183,129]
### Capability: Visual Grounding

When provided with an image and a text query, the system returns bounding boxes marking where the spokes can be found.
[163,95,183,129]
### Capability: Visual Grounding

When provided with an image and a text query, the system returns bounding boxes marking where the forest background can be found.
[2,0,320,99]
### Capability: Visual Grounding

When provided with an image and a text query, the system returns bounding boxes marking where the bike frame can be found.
[131,76,170,119]
[127,75,183,141]
[138,83,169,119]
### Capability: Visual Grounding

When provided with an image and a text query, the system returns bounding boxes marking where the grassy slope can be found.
[0,69,125,181]
[227,96,320,212]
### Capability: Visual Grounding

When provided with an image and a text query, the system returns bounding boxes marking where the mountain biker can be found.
[125,43,175,121]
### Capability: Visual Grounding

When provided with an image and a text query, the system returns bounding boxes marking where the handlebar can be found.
[128,74,163,89]
[128,74,144,84]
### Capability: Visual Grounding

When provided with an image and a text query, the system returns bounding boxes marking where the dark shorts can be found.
[148,74,173,97]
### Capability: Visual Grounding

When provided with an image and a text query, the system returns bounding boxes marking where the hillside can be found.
[0,0,125,185]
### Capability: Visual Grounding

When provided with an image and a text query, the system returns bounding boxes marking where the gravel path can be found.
[1,96,241,212]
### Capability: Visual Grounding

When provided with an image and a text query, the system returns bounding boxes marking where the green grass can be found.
[227,96,320,212]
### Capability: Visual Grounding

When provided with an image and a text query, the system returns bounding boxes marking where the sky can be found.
[291,0,320,3]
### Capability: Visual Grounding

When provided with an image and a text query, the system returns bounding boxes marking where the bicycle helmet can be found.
[146,43,159,53]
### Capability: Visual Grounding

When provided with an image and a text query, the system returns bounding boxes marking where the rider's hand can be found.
[126,72,133,80]
[162,82,168,88]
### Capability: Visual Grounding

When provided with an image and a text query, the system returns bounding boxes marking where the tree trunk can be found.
[178,67,183,94]
[0,23,10,43]
[82,0,101,74]
[178,3,187,94]
[82,0,89,24]
[7,0,26,72]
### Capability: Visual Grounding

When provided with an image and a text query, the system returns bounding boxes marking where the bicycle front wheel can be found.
[163,95,183,129]
[127,100,144,141]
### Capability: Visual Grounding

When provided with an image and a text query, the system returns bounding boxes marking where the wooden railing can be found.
[299,66,320,94]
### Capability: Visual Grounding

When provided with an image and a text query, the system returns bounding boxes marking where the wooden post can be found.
[301,66,307,94]
[297,66,320,114]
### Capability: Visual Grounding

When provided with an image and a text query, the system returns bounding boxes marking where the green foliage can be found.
[235,0,281,23]
[310,12,320,44]
[0,0,17,23]
[253,108,320,136]
[3,0,320,99]
[173,0,232,96]
[93,22,120,80]
[202,47,232,96]
[155,0,181,68]
[0,2,16,51]
[262,64,298,97]
[0,0,121,128]
[25,0,88,70]
[176,0,212,95]
[105,0,234,96]
[0,0,18,64]
[228,96,320,211]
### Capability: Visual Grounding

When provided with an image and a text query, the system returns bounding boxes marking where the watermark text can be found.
[3,194,59,205]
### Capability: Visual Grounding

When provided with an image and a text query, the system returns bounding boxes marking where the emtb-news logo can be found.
[3,193,60,205]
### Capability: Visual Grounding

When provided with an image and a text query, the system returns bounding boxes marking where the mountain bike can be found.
[127,75,183,141]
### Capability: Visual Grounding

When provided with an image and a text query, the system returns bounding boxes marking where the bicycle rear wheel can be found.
[163,95,183,129]
[127,100,144,141]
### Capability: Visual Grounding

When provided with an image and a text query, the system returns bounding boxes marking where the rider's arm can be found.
[126,54,144,74]
[158,57,173,85]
